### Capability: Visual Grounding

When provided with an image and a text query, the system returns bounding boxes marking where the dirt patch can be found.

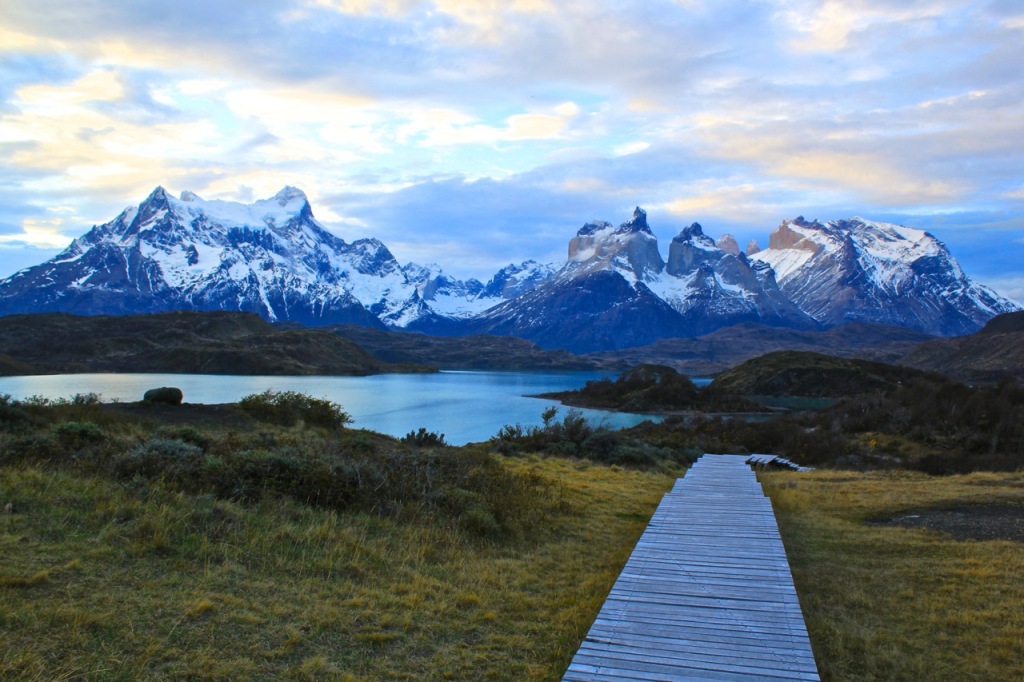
[866,502,1024,542]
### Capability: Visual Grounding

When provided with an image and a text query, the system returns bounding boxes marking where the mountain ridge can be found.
[0,186,1017,352]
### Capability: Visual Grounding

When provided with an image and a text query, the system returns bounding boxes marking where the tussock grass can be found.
[1,456,672,680]
[763,469,1024,682]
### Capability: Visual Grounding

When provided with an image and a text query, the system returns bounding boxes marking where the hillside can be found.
[709,351,937,398]
[0,311,430,376]
[538,363,761,413]
[326,324,601,370]
[899,311,1024,383]
[586,322,934,375]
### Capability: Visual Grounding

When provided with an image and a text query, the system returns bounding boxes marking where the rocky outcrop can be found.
[144,387,184,405]
[716,234,741,256]
[567,207,665,282]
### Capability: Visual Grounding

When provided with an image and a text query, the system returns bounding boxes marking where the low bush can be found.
[402,427,447,448]
[0,393,33,432]
[52,421,107,449]
[115,438,205,482]
[239,390,352,429]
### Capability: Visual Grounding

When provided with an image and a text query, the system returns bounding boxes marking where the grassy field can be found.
[4,391,1024,681]
[764,469,1024,682]
[1,452,673,680]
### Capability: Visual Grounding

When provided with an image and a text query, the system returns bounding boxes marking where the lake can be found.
[0,371,666,445]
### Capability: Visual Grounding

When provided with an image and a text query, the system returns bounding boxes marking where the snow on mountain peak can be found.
[753,215,1020,335]
[1,183,1017,348]
[567,208,663,280]
[273,186,308,206]
[576,220,614,237]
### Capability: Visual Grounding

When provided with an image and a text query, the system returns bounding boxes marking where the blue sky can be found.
[1,0,1022,302]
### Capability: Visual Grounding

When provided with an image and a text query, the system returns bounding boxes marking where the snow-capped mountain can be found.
[453,209,690,351]
[456,209,816,352]
[0,186,498,328]
[651,221,816,334]
[0,187,1016,353]
[754,216,1018,336]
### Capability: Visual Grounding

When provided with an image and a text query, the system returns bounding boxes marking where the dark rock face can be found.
[465,270,691,353]
[663,223,817,332]
[666,223,715,275]
[568,208,664,281]
[144,386,183,405]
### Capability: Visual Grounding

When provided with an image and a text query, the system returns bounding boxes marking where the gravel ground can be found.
[866,502,1024,542]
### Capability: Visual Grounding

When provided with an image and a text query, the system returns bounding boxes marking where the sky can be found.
[0,0,1022,303]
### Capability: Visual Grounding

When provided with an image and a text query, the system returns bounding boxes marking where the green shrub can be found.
[401,427,447,448]
[155,425,211,450]
[0,433,61,465]
[239,391,352,429]
[52,421,107,449]
[0,393,33,432]
[115,438,204,482]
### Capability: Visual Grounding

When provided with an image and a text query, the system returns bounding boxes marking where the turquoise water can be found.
[0,370,664,445]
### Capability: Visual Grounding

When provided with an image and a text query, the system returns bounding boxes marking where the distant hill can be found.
[325,324,601,370]
[0,312,430,376]
[898,311,1024,383]
[539,363,760,413]
[586,322,934,376]
[709,351,937,398]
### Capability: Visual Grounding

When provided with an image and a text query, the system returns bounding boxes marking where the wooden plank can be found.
[584,624,817,660]
[576,638,817,675]
[563,453,819,681]
[569,649,821,681]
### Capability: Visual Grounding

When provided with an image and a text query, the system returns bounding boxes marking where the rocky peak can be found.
[123,186,175,237]
[139,186,173,215]
[716,234,741,256]
[619,207,652,235]
[667,222,716,245]
[768,218,823,252]
[666,222,724,276]
[746,239,761,256]
[567,208,663,281]
[274,186,308,206]
[269,186,313,222]
[576,220,613,237]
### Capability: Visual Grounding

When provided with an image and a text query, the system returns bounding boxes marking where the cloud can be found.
[0,217,73,249]
[982,276,1024,306]
[0,0,1021,291]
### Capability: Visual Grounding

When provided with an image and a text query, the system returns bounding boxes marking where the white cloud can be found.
[982,276,1024,306]
[0,218,74,249]
[613,141,650,157]
[0,0,1020,289]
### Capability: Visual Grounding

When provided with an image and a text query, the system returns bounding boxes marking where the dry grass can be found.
[0,457,673,680]
[763,469,1024,682]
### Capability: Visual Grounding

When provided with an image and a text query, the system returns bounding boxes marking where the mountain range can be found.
[0,186,1017,352]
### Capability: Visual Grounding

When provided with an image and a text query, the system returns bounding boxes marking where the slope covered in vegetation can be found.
[0,311,430,376]
[0,392,672,679]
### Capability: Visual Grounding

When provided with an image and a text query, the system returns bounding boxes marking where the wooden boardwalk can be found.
[564,454,819,681]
